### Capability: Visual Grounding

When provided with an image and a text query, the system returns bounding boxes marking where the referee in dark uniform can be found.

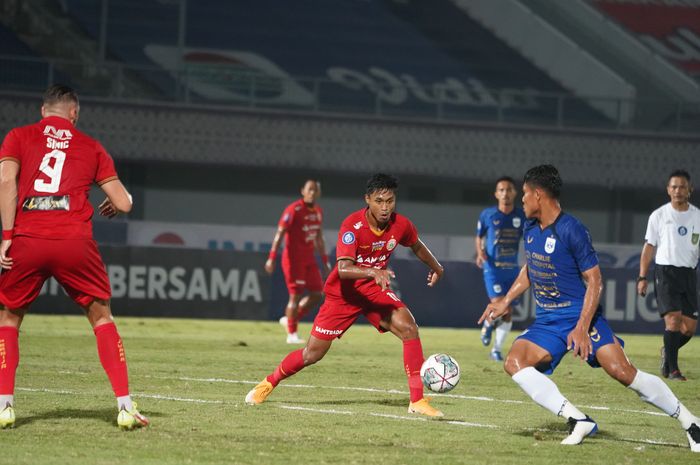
[638,170,700,381]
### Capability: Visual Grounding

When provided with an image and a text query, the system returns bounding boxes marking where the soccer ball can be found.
[420,353,460,393]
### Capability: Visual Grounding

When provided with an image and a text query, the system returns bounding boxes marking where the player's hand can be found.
[264,258,275,275]
[98,198,118,219]
[0,239,13,270]
[637,279,648,297]
[427,267,443,287]
[369,268,395,291]
[567,325,593,361]
[476,251,487,269]
[478,300,509,325]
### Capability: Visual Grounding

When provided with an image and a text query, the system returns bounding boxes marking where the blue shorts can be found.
[515,312,624,375]
[483,268,519,302]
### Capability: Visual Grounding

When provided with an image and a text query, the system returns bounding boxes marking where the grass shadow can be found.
[15,407,164,428]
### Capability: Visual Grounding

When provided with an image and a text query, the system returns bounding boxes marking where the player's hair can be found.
[43,85,79,107]
[523,164,562,199]
[668,169,691,184]
[303,179,320,188]
[366,173,398,196]
[495,176,516,187]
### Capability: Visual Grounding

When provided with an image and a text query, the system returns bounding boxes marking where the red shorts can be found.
[281,257,323,294]
[311,287,406,340]
[0,236,111,309]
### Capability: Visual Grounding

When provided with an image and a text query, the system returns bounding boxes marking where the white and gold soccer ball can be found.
[420,353,460,393]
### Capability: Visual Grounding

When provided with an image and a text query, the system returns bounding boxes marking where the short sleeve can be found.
[0,129,22,163]
[568,221,599,272]
[399,218,418,247]
[477,210,487,237]
[335,220,358,261]
[644,210,659,247]
[95,142,118,185]
[278,203,296,229]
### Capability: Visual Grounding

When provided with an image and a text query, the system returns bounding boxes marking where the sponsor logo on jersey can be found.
[693,233,699,245]
[353,221,363,230]
[342,231,355,245]
[371,240,386,252]
[589,326,601,343]
[544,237,556,254]
[387,238,397,251]
[512,217,521,228]
[282,213,290,222]
[493,284,502,294]
[493,219,501,225]
[678,226,688,236]
[314,326,343,336]
[527,236,534,244]
[43,125,73,141]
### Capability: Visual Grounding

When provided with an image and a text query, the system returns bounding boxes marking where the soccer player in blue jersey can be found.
[479,165,700,451]
[475,176,525,361]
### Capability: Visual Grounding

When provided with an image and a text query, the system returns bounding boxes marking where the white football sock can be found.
[512,367,585,419]
[493,320,512,352]
[628,370,696,428]
[0,395,13,407]
[117,395,133,411]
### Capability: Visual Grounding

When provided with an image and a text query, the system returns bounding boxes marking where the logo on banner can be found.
[679,226,688,236]
[342,232,355,245]
[513,217,521,228]
[545,237,557,254]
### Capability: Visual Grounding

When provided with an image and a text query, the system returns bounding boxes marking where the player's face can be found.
[667,176,691,205]
[301,181,320,204]
[494,181,517,206]
[365,189,396,225]
[521,183,539,219]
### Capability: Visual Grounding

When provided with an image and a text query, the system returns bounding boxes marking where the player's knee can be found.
[396,321,418,340]
[610,365,637,386]
[303,347,326,365]
[503,355,520,376]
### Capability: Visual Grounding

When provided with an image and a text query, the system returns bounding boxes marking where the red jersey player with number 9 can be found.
[246,173,446,417]
[0,85,148,430]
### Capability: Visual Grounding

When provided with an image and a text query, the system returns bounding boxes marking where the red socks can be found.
[267,349,305,387]
[0,327,19,395]
[94,322,129,397]
[287,318,298,335]
[403,338,424,402]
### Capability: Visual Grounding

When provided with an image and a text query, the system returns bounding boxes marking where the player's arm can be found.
[637,242,656,296]
[265,225,287,275]
[475,235,487,268]
[568,265,603,361]
[410,238,443,287]
[0,159,19,269]
[315,230,331,274]
[98,179,133,218]
[478,264,529,324]
[337,258,394,290]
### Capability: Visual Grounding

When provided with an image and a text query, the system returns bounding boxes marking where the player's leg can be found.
[283,293,305,343]
[82,299,148,429]
[489,297,513,361]
[480,271,499,347]
[0,307,27,428]
[679,315,697,350]
[296,263,323,321]
[506,334,597,445]
[663,311,685,380]
[379,306,443,417]
[596,340,700,452]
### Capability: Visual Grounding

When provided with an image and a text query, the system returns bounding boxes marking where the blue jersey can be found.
[524,212,599,320]
[476,206,525,273]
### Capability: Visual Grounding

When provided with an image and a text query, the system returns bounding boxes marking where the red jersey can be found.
[324,208,418,299]
[279,198,323,264]
[0,116,117,239]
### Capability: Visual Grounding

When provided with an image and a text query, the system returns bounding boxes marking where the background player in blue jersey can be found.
[479,165,700,451]
[475,176,525,361]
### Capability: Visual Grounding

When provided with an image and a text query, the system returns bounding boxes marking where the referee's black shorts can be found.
[654,264,699,319]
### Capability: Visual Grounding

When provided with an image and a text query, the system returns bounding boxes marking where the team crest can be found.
[693,233,699,245]
[544,237,556,254]
[387,238,397,251]
[342,231,355,245]
[493,219,501,225]
[678,226,688,236]
[512,217,521,228]
[493,284,502,294]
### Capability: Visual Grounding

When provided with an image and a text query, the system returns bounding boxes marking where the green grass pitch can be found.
[3,314,699,464]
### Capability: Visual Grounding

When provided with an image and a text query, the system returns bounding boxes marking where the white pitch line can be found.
[279,405,353,415]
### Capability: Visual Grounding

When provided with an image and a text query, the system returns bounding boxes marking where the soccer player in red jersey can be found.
[247,173,446,416]
[265,180,330,344]
[0,85,148,429]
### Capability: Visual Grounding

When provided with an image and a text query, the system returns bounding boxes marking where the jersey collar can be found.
[363,208,395,237]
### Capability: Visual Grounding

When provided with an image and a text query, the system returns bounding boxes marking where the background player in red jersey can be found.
[247,173,446,417]
[265,180,330,344]
[0,85,148,430]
